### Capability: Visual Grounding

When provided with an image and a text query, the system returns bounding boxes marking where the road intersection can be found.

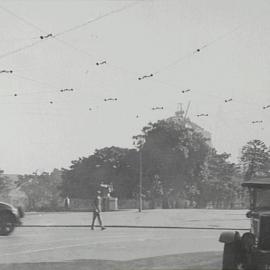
[0,209,250,269]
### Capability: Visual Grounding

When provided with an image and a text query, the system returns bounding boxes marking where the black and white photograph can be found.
[0,0,270,269]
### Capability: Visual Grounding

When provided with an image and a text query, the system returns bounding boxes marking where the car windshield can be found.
[255,189,270,209]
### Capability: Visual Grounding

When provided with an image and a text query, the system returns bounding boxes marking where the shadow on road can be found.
[0,251,222,270]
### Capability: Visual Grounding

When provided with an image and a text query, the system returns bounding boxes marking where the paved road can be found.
[0,227,223,269]
[0,210,250,270]
[23,209,249,229]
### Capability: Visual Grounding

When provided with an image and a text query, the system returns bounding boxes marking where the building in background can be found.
[167,105,212,146]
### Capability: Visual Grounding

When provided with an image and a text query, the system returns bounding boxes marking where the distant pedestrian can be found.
[91,191,106,230]
[64,196,70,210]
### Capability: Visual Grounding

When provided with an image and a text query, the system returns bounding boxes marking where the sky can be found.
[0,0,269,174]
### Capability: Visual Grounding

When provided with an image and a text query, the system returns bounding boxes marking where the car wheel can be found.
[241,233,255,270]
[0,215,15,236]
[222,242,242,270]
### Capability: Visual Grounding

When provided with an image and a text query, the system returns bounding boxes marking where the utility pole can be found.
[139,149,143,212]
[134,135,144,212]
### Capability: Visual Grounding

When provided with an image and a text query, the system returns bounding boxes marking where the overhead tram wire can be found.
[0,4,44,33]
[152,94,267,133]
[112,26,269,127]
[0,2,137,105]
[13,74,58,90]
[0,2,140,62]
[0,69,104,101]
[3,71,78,98]
[53,4,264,128]
[137,20,268,112]
[0,4,46,60]
[0,3,266,125]
[0,64,111,102]
[0,1,144,80]
[0,70,108,107]
[0,5,114,103]
[0,65,111,103]
[135,72,264,112]
[152,23,243,76]
[0,1,260,94]
[4,50,264,124]
[0,84,103,102]
[0,67,65,99]
[0,40,43,61]
[54,36,268,122]
[54,1,140,38]
[0,4,142,118]
[0,4,141,102]
[0,2,188,104]
[137,63,265,111]
[49,16,265,115]
[134,21,263,109]
[0,36,39,43]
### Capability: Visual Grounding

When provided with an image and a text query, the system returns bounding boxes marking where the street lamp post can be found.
[139,149,143,212]
[134,135,145,213]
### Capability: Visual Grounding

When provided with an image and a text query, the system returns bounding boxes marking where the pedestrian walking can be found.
[91,191,106,230]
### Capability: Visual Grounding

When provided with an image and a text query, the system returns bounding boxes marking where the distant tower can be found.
[166,103,212,146]
[175,103,185,119]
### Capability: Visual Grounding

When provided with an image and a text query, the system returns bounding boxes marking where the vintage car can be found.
[0,202,24,236]
[219,178,270,270]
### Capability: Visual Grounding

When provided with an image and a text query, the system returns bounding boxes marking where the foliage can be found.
[61,147,139,199]
[134,120,211,206]
[61,118,241,209]
[16,169,63,210]
[61,120,214,203]
[61,119,265,209]
[0,170,12,195]
[0,170,14,201]
[240,139,270,181]
[198,150,237,208]
[5,120,270,210]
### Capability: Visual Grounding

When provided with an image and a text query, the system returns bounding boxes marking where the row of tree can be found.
[60,122,270,208]
[1,119,270,210]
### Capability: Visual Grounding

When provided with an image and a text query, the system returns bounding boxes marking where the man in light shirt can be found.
[91,190,106,230]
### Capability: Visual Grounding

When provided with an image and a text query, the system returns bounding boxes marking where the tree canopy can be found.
[16,169,63,210]
[240,139,270,181]
[61,147,139,199]
[61,119,237,208]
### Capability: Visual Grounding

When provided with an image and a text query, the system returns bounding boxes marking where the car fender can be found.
[0,210,17,223]
[219,231,241,244]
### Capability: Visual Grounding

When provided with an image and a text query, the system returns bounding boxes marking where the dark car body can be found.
[0,202,24,235]
[219,178,270,270]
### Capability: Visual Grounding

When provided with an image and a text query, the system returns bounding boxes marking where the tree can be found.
[61,147,139,199]
[0,170,13,200]
[240,140,270,181]
[134,120,211,208]
[0,170,10,192]
[61,118,240,209]
[198,150,236,208]
[16,169,63,210]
